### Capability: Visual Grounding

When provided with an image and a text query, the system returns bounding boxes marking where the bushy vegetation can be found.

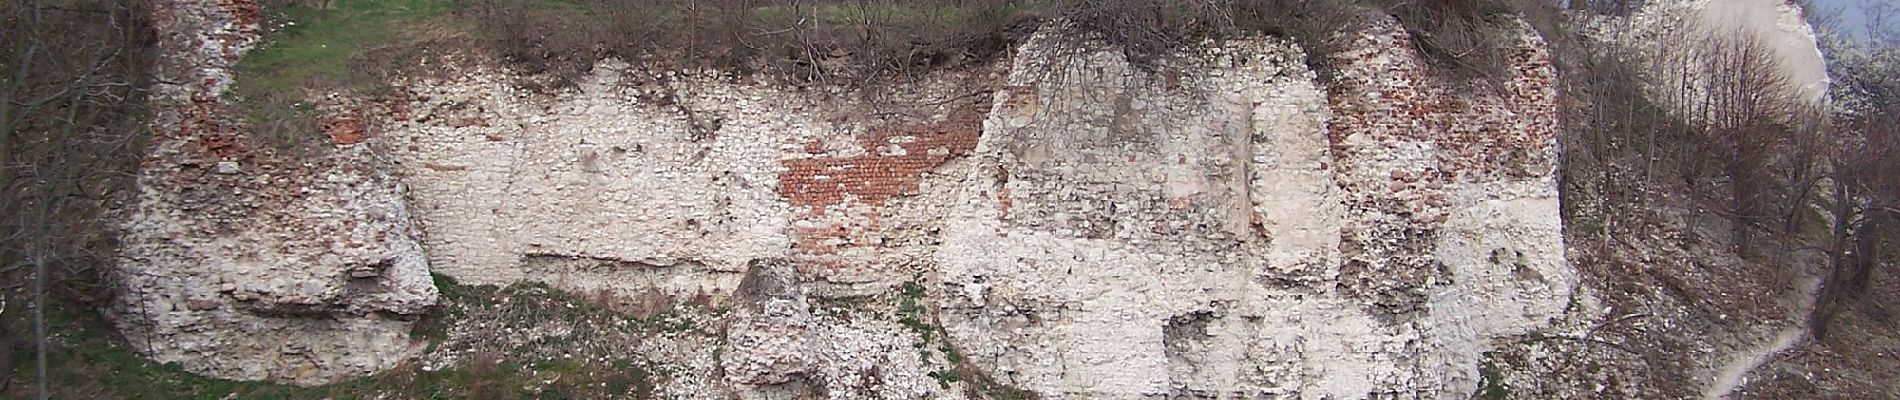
[468,0,1036,85]
[226,0,1549,149]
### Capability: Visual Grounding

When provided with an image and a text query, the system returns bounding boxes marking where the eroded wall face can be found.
[376,22,1568,398]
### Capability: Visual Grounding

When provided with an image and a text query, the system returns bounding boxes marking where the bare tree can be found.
[1812,35,1900,338]
[1,0,152,397]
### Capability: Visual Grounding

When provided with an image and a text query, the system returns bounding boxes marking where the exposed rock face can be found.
[111,0,436,386]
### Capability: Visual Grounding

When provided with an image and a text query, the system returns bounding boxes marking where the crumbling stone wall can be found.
[113,0,437,386]
[381,60,994,298]
[124,1,1575,396]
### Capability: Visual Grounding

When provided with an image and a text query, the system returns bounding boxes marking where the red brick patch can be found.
[780,115,984,278]
[223,0,261,28]
[997,187,1013,219]
[450,117,490,128]
[324,116,367,145]
[779,116,982,215]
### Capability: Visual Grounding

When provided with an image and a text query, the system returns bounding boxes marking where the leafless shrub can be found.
[467,0,1041,86]
[1812,35,1900,339]
[1555,5,1836,264]
[465,350,516,400]
[1,0,156,397]
[1659,29,1809,256]
[1057,0,1237,65]
[459,0,1450,85]
[1371,0,1518,80]
[1223,0,1370,80]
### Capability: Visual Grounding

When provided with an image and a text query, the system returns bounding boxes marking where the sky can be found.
[1806,0,1894,41]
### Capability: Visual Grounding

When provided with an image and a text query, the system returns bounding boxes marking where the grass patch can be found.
[237,0,455,96]
[1,302,463,399]
[930,368,964,389]
[1,306,300,399]
[1476,351,1510,400]
[2,276,671,399]
[231,0,456,150]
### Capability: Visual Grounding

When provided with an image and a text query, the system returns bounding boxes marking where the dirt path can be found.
[1680,1,1832,396]
[1702,275,1823,400]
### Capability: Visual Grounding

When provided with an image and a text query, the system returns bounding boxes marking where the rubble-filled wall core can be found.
[381,59,995,299]
[121,0,1584,396]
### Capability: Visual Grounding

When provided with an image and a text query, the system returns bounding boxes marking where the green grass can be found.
[884,279,1037,399]
[2,304,332,399]
[898,280,932,339]
[231,0,457,149]
[235,0,455,97]
[930,369,964,389]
